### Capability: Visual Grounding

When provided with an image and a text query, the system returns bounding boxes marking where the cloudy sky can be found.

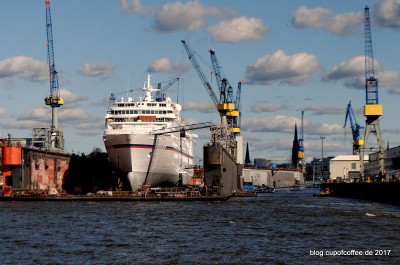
[1,0,400,164]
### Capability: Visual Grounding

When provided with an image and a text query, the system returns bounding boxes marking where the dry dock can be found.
[0,194,233,202]
[0,187,233,202]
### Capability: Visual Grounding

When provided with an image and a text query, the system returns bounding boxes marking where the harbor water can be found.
[1,190,399,265]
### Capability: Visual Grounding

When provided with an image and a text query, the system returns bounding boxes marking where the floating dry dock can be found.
[0,188,233,202]
[0,194,233,202]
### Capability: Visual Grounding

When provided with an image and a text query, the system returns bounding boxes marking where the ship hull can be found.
[103,131,193,190]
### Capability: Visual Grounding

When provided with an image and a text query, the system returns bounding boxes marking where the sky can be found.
[2,0,400,165]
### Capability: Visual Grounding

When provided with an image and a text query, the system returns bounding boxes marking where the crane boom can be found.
[344,101,364,155]
[156,77,181,100]
[181,40,219,106]
[209,49,234,104]
[151,122,214,135]
[364,6,378,105]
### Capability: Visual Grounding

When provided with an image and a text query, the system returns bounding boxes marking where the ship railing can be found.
[147,186,201,197]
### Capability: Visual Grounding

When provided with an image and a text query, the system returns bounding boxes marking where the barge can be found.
[319,181,400,205]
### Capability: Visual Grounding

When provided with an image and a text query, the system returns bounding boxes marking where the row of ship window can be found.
[112,118,170,122]
[110,110,172,115]
[117,103,167,107]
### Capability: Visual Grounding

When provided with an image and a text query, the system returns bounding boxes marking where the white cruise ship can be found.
[103,75,196,191]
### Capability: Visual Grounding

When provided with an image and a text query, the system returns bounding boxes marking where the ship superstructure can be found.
[103,75,197,191]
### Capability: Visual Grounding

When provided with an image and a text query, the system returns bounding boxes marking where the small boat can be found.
[254,186,275,193]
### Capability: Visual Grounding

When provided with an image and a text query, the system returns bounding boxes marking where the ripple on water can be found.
[1,193,399,264]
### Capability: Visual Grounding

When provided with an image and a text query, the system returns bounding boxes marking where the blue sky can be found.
[1,0,400,164]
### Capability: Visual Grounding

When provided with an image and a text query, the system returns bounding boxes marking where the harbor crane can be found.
[344,101,364,155]
[209,49,241,137]
[181,40,239,161]
[209,49,234,104]
[44,0,64,150]
[360,6,385,178]
[156,76,181,101]
[234,81,242,136]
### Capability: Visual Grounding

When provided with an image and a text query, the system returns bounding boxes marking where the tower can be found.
[244,142,251,166]
[292,124,299,168]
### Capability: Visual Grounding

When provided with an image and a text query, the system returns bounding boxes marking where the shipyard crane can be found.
[44,0,64,150]
[234,81,242,136]
[209,49,241,136]
[360,6,385,179]
[209,49,234,104]
[344,101,364,155]
[156,76,181,101]
[181,40,219,106]
[181,40,238,161]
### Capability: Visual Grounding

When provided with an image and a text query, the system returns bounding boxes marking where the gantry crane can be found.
[360,6,385,178]
[344,101,364,155]
[181,40,238,160]
[44,0,64,150]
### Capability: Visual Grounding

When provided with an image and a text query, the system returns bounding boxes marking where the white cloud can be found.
[18,107,50,122]
[241,115,300,133]
[323,56,399,89]
[0,120,38,130]
[59,88,88,103]
[241,115,343,137]
[0,107,6,118]
[323,56,365,81]
[151,1,237,33]
[77,62,115,78]
[245,50,320,86]
[250,102,288,113]
[292,6,363,35]
[59,108,91,122]
[17,105,94,126]
[120,0,153,16]
[0,56,48,82]
[183,101,215,113]
[207,16,270,43]
[147,57,190,73]
[374,0,400,29]
[302,105,344,116]
[378,71,400,87]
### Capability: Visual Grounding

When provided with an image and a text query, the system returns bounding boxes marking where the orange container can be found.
[2,146,22,165]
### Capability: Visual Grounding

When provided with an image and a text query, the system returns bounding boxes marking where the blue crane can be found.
[156,77,181,101]
[44,0,64,150]
[181,40,240,161]
[234,82,242,136]
[364,6,379,105]
[181,40,219,106]
[209,49,241,136]
[344,101,364,155]
[209,49,234,104]
[45,0,63,109]
[360,6,384,177]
